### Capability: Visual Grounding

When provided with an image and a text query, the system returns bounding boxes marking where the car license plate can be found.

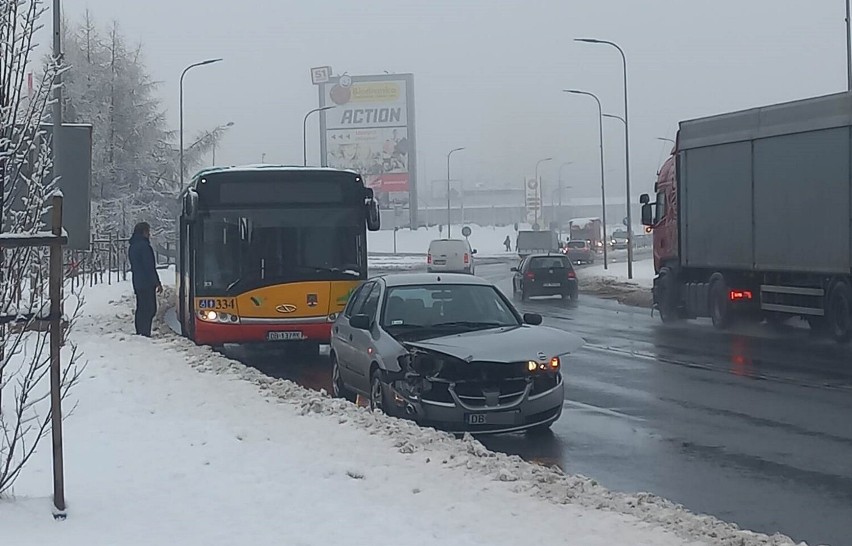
[543,283,560,287]
[465,412,518,426]
[267,331,304,341]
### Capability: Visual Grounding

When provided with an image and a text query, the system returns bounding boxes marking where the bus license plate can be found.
[267,331,304,341]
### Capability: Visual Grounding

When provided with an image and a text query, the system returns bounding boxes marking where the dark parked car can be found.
[512,254,578,302]
[330,273,583,434]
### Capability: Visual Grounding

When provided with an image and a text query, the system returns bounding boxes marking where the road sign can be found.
[461,226,472,238]
[311,66,332,85]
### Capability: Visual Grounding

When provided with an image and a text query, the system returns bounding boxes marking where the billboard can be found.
[319,74,416,218]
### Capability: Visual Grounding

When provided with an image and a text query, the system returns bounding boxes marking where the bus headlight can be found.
[198,310,240,324]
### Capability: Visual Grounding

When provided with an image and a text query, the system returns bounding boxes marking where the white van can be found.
[427,239,477,274]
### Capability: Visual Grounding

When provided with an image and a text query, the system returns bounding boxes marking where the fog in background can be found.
[55,0,848,200]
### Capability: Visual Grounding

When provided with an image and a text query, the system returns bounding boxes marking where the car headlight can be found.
[527,356,560,373]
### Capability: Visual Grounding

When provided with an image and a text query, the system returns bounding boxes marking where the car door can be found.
[335,282,373,382]
[348,282,383,393]
[513,258,526,292]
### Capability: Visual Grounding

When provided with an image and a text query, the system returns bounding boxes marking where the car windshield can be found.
[382,284,520,333]
[529,257,570,269]
[566,241,586,249]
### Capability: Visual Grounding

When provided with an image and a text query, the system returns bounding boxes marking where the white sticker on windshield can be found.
[391,320,404,325]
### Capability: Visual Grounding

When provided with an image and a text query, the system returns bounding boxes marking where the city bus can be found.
[176,166,381,351]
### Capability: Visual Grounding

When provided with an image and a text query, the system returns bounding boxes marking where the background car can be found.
[610,230,629,250]
[427,239,476,274]
[512,254,578,302]
[330,273,582,434]
[562,240,595,264]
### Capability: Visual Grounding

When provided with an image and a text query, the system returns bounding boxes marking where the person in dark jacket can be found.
[128,222,162,337]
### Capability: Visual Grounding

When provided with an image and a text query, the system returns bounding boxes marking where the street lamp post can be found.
[534,157,553,229]
[446,147,465,238]
[303,106,335,166]
[847,0,852,90]
[576,38,633,279]
[180,58,223,189]
[565,89,608,269]
[557,162,573,240]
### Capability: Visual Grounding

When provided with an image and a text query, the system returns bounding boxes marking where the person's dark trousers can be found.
[135,289,157,337]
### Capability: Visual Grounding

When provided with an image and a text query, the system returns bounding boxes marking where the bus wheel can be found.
[709,273,733,330]
[827,281,852,343]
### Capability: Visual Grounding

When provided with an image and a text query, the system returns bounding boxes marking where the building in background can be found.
[318,73,417,227]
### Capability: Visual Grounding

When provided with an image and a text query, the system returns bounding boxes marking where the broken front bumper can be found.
[392,375,565,435]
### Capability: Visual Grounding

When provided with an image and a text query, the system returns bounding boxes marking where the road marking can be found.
[563,400,645,423]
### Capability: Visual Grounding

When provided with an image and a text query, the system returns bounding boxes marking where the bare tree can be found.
[1,0,84,497]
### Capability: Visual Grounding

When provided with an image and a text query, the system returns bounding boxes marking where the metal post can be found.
[303,106,334,167]
[446,147,465,238]
[847,0,851,91]
[534,158,553,229]
[179,59,222,190]
[49,194,66,514]
[575,38,632,278]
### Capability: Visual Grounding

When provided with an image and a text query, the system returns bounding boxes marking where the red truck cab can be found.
[649,147,678,274]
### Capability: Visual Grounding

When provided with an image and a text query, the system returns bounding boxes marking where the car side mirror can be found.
[472,249,478,255]
[510,267,519,272]
[639,193,650,205]
[349,314,371,330]
[641,202,654,227]
[523,313,542,326]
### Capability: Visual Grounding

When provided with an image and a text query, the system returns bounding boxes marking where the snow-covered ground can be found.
[582,257,656,289]
[368,224,525,257]
[0,272,800,546]
[368,254,426,270]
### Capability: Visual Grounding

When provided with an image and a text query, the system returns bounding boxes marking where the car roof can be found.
[428,239,468,244]
[526,253,569,258]
[373,273,494,287]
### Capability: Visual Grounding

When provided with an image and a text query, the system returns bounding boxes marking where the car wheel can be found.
[369,368,388,414]
[331,353,356,403]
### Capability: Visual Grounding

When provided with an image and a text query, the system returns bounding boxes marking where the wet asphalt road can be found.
[227,261,852,546]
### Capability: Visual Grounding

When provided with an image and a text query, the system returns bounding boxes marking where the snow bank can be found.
[582,258,656,289]
[0,272,801,546]
[369,224,526,257]
[368,255,426,271]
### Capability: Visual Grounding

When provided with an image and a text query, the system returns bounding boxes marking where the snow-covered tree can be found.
[60,13,225,237]
[1,0,83,497]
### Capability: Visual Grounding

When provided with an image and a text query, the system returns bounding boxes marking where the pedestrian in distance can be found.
[503,235,511,252]
[128,222,162,337]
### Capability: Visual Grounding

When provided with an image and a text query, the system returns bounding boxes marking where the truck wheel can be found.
[655,267,679,323]
[709,274,732,330]
[827,281,852,343]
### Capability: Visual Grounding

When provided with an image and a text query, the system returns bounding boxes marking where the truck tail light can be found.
[463,253,469,264]
[729,290,753,301]
[525,271,535,281]
[427,253,432,264]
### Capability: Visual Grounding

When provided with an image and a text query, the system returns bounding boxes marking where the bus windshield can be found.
[196,206,366,295]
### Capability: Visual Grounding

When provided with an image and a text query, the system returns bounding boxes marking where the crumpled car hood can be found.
[403,325,584,363]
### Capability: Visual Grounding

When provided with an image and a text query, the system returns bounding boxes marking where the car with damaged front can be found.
[330,273,583,434]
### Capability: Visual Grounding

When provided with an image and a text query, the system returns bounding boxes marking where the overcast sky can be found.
[54,0,848,200]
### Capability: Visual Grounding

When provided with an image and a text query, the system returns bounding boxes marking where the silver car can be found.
[330,273,582,434]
